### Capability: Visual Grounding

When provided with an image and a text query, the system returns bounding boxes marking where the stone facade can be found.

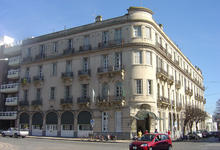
[16,7,205,139]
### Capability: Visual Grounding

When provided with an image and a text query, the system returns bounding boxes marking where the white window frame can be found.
[146,51,152,65]
[146,27,151,39]
[134,51,142,64]
[147,80,152,95]
[133,26,142,37]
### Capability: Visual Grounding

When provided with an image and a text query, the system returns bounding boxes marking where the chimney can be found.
[159,24,163,30]
[95,15,102,22]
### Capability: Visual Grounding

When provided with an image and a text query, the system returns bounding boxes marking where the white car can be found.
[2,128,29,138]
[195,131,203,138]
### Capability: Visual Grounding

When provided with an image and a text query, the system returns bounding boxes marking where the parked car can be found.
[129,133,172,150]
[186,132,201,140]
[1,128,29,138]
[201,130,209,138]
[195,131,203,138]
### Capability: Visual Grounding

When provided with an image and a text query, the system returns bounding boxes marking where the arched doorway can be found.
[46,112,58,136]
[77,111,92,137]
[19,112,29,129]
[32,112,43,136]
[61,111,74,137]
[135,110,159,134]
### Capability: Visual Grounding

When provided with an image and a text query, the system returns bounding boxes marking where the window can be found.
[155,33,158,43]
[133,26,141,37]
[102,83,109,98]
[50,87,55,100]
[39,45,45,56]
[147,80,152,95]
[39,66,43,77]
[102,55,108,69]
[25,68,30,77]
[146,27,151,39]
[82,84,88,98]
[36,88,41,100]
[52,63,57,76]
[116,82,123,97]
[102,112,108,132]
[65,86,71,98]
[115,111,122,132]
[24,90,28,101]
[102,31,109,44]
[53,42,58,53]
[27,48,31,57]
[68,39,73,49]
[134,26,141,37]
[84,35,89,46]
[146,51,152,65]
[135,79,143,94]
[114,28,122,42]
[83,57,89,71]
[115,52,122,69]
[134,51,142,64]
[66,60,72,72]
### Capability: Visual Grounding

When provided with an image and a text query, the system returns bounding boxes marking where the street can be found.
[0,136,219,150]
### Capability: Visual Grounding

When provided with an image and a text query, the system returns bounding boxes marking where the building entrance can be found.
[136,115,150,134]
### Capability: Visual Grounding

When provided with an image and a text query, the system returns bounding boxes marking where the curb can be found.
[26,136,131,143]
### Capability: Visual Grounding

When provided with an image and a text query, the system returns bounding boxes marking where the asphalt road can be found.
[0,136,219,150]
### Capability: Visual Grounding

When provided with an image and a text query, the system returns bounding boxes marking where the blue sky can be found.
[0,0,219,115]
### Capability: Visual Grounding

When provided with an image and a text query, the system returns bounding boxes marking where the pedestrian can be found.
[154,129,158,133]
[144,130,148,134]
[138,130,142,138]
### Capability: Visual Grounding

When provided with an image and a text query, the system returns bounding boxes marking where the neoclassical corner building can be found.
[17,7,206,139]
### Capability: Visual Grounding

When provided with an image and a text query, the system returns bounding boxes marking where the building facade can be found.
[16,7,205,139]
[0,45,21,130]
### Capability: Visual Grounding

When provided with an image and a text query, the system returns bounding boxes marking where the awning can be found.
[133,110,161,120]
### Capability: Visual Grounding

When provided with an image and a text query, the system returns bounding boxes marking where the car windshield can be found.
[139,134,155,141]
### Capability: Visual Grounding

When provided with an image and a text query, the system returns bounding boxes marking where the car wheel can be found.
[2,133,5,137]
[149,147,153,150]
[168,146,172,150]
[22,136,25,138]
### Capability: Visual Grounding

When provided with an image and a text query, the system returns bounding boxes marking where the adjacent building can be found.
[4,7,206,139]
[0,45,21,130]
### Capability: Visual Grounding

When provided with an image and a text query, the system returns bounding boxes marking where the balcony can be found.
[0,111,17,120]
[97,66,125,79]
[77,97,90,107]
[195,94,199,100]
[0,83,19,93]
[5,97,18,106]
[63,48,74,55]
[33,75,44,85]
[79,45,92,51]
[61,72,74,82]
[78,69,91,80]
[7,69,19,79]
[157,96,169,108]
[60,97,73,105]
[98,40,124,49]
[156,68,168,81]
[21,77,31,87]
[175,80,181,89]
[31,99,42,107]
[22,57,32,63]
[167,75,174,85]
[8,56,20,66]
[35,53,46,61]
[19,100,29,107]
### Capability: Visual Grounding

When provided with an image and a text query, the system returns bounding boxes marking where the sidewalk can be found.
[26,136,131,143]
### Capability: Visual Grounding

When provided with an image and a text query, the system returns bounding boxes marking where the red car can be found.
[129,133,172,150]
